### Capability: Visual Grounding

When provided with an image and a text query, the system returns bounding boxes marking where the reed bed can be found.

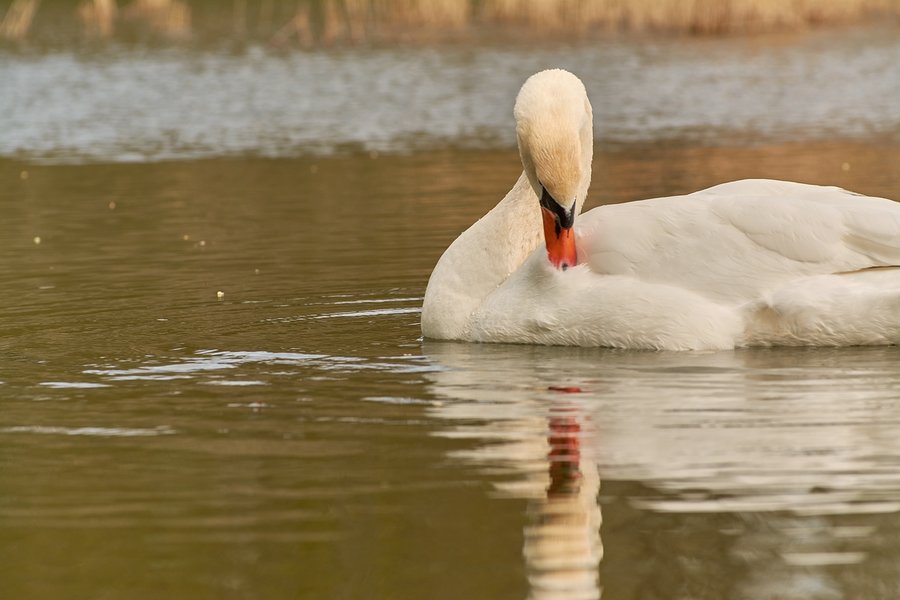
[2,0,898,46]
[481,0,900,33]
[268,0,900,47]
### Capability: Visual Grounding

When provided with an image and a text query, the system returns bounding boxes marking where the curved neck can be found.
[421,172,543,339]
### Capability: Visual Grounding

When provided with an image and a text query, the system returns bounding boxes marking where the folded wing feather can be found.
[578,179,900,304]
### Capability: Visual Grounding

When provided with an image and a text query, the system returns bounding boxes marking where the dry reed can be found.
[232,0,246,37]
[0,0,40,41]
[75,0,192,38]
[78,0,117,38]
[122,0,191,38]
[315,0,468,45]
[302,0,898,44]
[271,4,313,48]
[480,0,900,34]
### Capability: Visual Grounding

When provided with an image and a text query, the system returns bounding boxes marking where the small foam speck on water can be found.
[33,236,41,245]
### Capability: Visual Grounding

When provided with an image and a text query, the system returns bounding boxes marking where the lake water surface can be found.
[2,25,900,599]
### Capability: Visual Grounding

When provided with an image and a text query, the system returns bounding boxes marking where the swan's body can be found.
[421,70,900,350]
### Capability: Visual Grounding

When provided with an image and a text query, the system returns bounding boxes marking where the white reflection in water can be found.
[0,425,175,437]
[422,342,900,598]
[524,409,602,600]
[312,307,421,319]
[82,348,439,384]
[425,343,605,598]
[39,381,111,389]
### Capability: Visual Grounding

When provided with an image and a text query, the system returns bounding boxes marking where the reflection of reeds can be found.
[0,0,40,41]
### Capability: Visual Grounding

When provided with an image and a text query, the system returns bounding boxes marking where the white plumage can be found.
[421,70,900,350]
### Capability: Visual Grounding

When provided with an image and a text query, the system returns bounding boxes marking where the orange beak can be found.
[541,206,578,270]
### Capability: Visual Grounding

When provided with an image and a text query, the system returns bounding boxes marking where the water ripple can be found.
[80,347,439,386]
[422,343,900,517]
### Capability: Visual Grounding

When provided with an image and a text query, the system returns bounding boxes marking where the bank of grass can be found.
[3,0,899,45]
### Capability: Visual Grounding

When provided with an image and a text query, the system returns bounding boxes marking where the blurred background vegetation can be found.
[2,0,899,47]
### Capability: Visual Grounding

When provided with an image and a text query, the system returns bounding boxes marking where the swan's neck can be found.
[422,172,543,339]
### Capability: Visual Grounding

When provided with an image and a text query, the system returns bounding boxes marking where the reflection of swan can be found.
[524,411,602,600]
[425,342,606,599]
[427,353,603,599]
[423,341,900,598]
[421,69,900,350]
[425,341,900,512]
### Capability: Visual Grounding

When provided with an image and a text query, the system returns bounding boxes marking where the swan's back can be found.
[577,179,900,304]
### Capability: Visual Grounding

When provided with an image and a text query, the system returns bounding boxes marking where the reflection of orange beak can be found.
[541,206,578,270]
[548,415,581,496]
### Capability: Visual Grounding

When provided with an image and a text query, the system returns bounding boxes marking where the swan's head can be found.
[514,69,593,270]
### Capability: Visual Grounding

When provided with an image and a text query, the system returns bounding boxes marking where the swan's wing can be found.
[578,179,900,303]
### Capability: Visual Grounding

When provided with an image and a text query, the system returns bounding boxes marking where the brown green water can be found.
[2,138,900,599]
[3,24,900,600]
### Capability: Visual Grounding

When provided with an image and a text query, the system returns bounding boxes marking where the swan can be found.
[421,69,900,351]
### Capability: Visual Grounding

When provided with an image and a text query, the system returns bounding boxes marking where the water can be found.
[2,25,900,600]
[3,25,899,162]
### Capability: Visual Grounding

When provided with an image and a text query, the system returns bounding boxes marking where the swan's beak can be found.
[540,189,578,270]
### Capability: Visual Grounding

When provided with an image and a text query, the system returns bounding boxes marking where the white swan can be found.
[421,69,900,351]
